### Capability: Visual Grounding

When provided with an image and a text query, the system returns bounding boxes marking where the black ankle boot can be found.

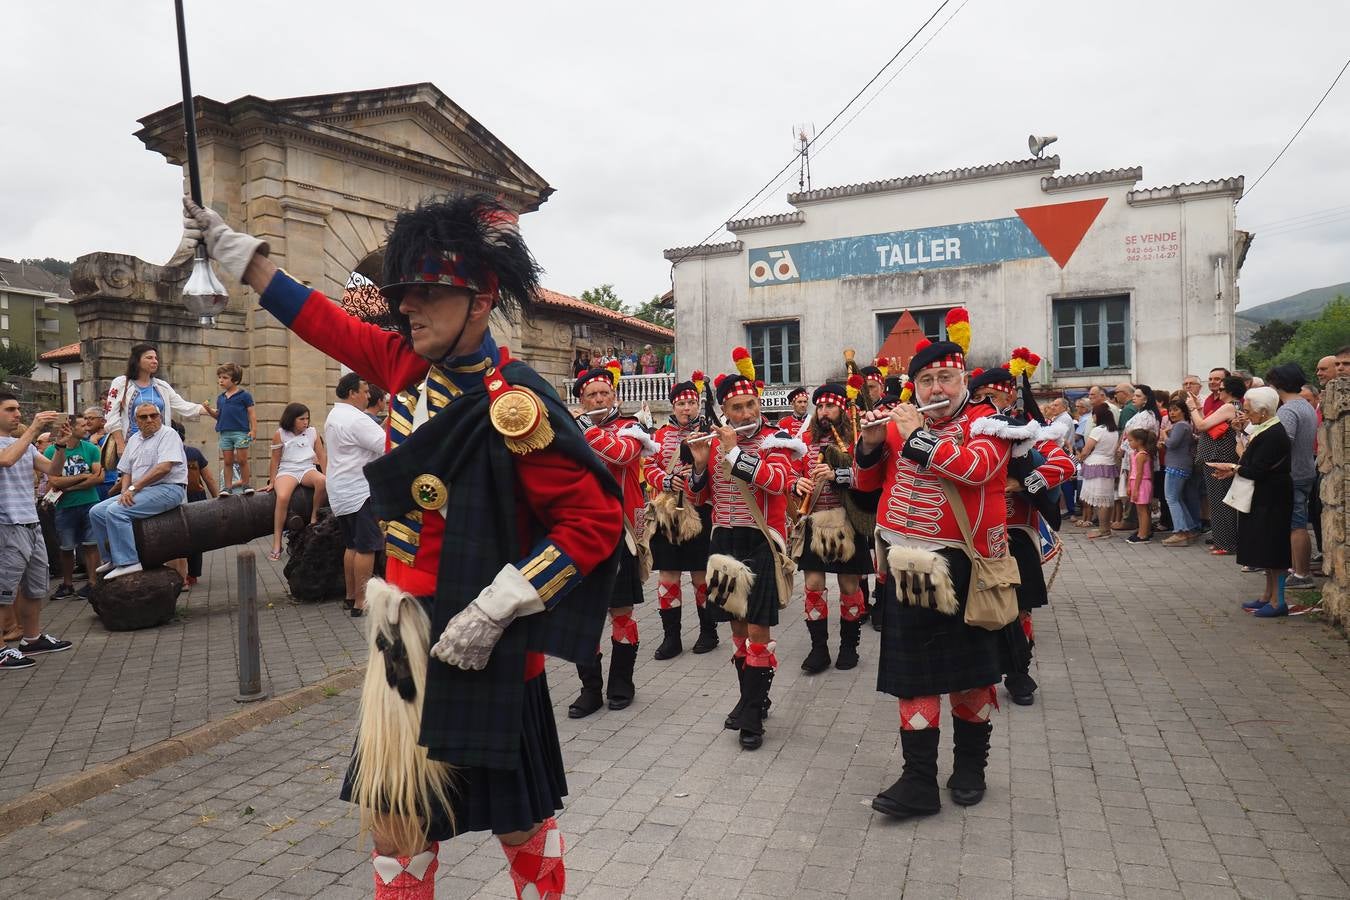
[872,728,942,818]
[568,653,604,719]
[606,640,638,710]
[800,619,831,674]
[738,665,774,750]
[947,718,992,806]
[1004,670,1037,706]
[835,619,861,670]
[691,603,720,654]
[724,656,746,729]
[653,607,683,660]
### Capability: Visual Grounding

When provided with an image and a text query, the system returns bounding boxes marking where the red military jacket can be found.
[853,396,1013,557]
[688,423,805,544]
[583,415,657,534]
[777,414,809,439]
[644,419,703,501]
[1008,432,1077,533]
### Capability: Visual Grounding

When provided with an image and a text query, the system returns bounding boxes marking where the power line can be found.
[1243,57,1350,200]
[1247,202,1350,231]
[666,0,956,268]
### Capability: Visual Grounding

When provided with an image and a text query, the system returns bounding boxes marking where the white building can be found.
[666,155,1249,400]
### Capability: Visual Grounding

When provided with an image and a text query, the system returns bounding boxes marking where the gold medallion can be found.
[490,389,542,439]
[411,474,448,510]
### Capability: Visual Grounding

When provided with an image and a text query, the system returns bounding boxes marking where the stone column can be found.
[1318,377,1349,627]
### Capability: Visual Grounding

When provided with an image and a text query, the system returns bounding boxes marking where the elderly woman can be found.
[87,403,189,581]
[104,343,208,454]
[1187,375,1245,556]
[1209,387,1292,617]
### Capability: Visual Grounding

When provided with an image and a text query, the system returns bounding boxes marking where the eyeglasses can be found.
[136,413,161,421]
[915,370,962,389]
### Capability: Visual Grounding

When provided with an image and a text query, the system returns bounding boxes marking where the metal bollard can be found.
[235,549,269,703]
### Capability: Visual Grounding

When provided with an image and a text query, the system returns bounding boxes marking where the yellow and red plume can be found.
[846,373,863,403]
[731,346,755,382]
[605,361,622,386]
[899,379,914,403]
[1008,347,1041,379]
[945,308,971,355]
[691,370,705,394]
[874,356,889,378]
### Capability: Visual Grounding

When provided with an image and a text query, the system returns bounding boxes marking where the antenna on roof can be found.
[794,124,815,192]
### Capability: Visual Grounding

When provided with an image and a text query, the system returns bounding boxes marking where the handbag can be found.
[724,459,797,610]
[1221,474,1254,513]
[940,482,1020,631]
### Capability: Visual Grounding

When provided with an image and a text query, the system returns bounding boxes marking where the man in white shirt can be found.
[325,374,388,616]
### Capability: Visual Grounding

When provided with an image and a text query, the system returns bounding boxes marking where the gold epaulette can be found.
[485,371,554,455]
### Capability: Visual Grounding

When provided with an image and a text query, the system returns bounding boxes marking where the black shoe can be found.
[835,619,862,670]
[76,584,92,601]
[724,656,746,729]
[1004,671,1037,706]
[800,619,831,674]
[947,718,992,806]
[738,665,774,750]
[691,603,720,654]
[18,634,71,655]
[569,653,604,719]
[342,598,355,611]
[872,729,941,818]
[50,585,75,601]
[606,640,637,710]
[0,648,35,671]
[350,607,366,618]
[653,607,683,661]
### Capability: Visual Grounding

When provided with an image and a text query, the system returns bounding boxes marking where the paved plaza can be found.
[0,529,1348,899]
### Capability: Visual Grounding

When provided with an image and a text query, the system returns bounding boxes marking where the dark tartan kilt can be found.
[340,672,567,838]
[608,545,645,608]
[997,615,1033,678]
[649,506,712,572]
[876,547,1001,698]
[708,525,779,627]
[1009,528,1048,611]
[794,516,875,576]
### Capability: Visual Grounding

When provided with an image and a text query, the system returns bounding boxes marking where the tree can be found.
[632,294,674,330]
[19,258,72,278]
[1236,318,1298,375]
[579,284,627,313]
[0,343,38,378]
[1263,297,1350,380]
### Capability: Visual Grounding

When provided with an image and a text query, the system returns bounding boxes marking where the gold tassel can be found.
[504,415,555,455]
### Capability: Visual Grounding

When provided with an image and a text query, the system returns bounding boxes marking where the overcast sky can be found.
[4,1,1347,312]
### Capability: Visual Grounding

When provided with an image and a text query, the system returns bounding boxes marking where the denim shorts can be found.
[1291,478,1314,529]
[55,503,95,550]
[219,430,252,451]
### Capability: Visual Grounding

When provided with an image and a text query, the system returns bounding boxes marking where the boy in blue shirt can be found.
[205,362,256,495]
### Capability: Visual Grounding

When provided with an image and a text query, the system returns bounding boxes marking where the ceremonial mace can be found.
[174,0,229,326]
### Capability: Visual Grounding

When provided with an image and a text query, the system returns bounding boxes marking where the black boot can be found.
[1004,670,1038,706]
[568,653,604,719]
[691,603,720,654]
[724,656,746,729]
[870,580,885,633]
[738,665,774,750]
[653,607,683,660]
[606,640,637,710]
[835,619,861,671]
[872,728,942,818]
[947,718,992,806]
[800,619,831,674]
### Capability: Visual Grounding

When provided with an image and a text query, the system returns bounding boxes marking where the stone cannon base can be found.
[89,567,184,631]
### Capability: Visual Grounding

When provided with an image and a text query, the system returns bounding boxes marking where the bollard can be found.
[235,549,269,703]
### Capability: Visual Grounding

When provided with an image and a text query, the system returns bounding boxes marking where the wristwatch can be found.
[127,485,137,493]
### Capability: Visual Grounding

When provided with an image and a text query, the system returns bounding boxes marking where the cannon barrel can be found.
[132,488,314,567]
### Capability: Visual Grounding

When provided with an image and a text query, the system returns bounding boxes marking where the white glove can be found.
[430,564,544,670]
[180,197,270,281]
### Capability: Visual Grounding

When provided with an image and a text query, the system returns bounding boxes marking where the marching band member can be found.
[643,375,718,659]
[778,387,811,437]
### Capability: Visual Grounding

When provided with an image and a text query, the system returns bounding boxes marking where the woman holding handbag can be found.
[1186,375,1245,556]
[1208,387,1292,617]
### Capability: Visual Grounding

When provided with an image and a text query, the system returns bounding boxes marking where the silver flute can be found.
[577,404,619,426]
[685,421,762,445]
[861,399,951,428]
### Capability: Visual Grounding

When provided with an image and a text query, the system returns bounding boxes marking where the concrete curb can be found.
[0,666,363,839]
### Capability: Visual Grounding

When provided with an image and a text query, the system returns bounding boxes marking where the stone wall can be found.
[1318,377,1349,628]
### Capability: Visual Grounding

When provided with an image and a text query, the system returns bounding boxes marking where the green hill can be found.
[1239,282,1350,323]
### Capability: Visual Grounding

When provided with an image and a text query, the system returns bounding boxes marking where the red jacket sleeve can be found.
[644,427,675,490]
[1035,441,1077,489]
[584,425,646,468]
[259,269,429,394]
[512,448,623,608]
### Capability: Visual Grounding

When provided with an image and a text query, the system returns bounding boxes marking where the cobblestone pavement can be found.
[2,529,1349,899]
[0,536,367,803]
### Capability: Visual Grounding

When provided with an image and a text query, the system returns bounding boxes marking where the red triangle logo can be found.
[1015,197,1107,269]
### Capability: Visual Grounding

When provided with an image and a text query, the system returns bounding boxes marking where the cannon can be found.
[88,488,324,630]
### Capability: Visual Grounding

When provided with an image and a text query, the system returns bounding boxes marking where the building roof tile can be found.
[662,241,743,262]
[534,288,674,340]
[787,156,1060,204]
[0,259,73,298]
[39,342,80,363]
[1041,167,1143,191]
[725,211,805,233]
[1127,177,1244,206]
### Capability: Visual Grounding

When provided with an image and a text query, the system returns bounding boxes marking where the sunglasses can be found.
[136,413,161,421]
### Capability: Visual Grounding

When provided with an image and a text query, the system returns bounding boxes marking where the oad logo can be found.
[749,249,799,284]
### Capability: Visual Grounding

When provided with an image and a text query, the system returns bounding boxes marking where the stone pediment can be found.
[136,82,552,210]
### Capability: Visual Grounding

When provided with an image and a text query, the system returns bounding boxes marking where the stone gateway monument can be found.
[72,83,553,472]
